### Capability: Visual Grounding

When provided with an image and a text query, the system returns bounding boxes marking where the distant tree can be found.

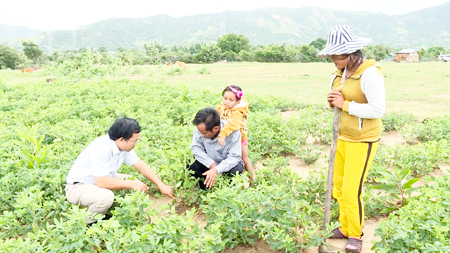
[144,42,164,54]
[144,42,165,64]
[417,48,427,59]
[98,47,108,53]
[21,41,43,66]
[237,50,252,62]
[253,44,295,62]
[363,44,392,61]
[221,51,237,61]
[193,43,221,63]
[309,38,326,51]
[116,47,126,53]
[117,48,147,65]
[188,44,202,54]
[426,46,445,60]
[298,45,320,62]
[217,34,251,54]
[0,45,24,69]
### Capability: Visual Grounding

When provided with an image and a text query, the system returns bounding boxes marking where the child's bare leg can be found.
[242,143,255,181]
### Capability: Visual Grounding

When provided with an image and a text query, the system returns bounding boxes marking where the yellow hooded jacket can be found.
[331,60,385,142]
[216,99,249,141]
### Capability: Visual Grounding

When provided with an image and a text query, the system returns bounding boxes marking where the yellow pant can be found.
[332,139,378,237]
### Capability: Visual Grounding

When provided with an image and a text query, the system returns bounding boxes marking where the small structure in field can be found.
[174,61,186,68]
[394,49,419,62]
[21,68,34,73]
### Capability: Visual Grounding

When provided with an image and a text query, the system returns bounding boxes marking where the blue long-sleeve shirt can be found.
[190,121,242,174]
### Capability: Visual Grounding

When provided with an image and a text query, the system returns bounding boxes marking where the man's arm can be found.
[94,176,148,191]
[132,159,174,198]
[203,131,242,188]
[191,130,216,168]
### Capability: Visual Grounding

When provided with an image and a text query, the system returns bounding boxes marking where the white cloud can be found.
[1,0,449,30]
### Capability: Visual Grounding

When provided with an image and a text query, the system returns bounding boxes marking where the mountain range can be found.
[2,2,450,51]
[0,24,42,41]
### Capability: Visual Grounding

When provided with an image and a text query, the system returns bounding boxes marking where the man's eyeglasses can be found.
[127,138,139,144]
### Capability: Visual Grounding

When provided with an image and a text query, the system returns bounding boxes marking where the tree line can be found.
[1,33,449,69]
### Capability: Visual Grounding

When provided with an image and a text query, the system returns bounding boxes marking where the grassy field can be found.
[1,60,450,252]
[151,61,450,119]
[2,61,448,119]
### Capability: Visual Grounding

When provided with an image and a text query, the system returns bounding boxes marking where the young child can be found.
[216,85,255,181]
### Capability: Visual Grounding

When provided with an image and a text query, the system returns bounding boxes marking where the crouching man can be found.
[65,117,174,223]
[188,107,244,189]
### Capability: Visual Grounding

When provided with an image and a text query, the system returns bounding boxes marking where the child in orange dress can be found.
[216,85,255,181]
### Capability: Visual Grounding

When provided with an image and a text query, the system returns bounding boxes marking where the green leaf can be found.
[372,184,398,192]
[399,167,410,179]
[404,186,422,194]
[381,207,394,214]
[403,178,420,189]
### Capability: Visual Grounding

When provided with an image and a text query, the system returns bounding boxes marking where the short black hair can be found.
[108,117,141,140]
[192,107,220,131]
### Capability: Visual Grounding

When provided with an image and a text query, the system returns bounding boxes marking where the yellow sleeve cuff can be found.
[342,101,350,112]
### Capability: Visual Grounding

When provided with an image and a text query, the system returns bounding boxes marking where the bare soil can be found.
[379,131,404,147]
[221,239,283,253]
[289,155,311,178]
[281,110,298,120]
[147,195,206,226]
[439,163,450,172]
[306,218,382,253]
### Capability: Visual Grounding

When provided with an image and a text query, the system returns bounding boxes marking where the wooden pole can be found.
[318,107,339,253]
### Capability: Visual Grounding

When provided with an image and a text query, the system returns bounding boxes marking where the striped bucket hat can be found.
[317,25,371,58]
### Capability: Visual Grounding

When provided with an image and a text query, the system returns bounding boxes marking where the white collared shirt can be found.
[66,134,139,184]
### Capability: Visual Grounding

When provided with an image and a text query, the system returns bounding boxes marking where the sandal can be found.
[345,237,362,253]
[328,227,348,239]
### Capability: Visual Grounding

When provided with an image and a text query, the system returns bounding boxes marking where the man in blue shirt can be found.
[189,107,243,189]
[65,117,173,222]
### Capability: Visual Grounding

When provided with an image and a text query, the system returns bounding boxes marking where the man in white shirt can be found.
[65,117,173,222]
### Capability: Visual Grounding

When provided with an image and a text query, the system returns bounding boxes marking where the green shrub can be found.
[201,168,334,252]
[373,172,450,252]
[404,115,450,142]
[372,140,449,178]
[196,67,211,74]
[382,111,417,131]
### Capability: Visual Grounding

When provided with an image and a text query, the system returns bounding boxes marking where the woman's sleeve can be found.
[345,67,385,119]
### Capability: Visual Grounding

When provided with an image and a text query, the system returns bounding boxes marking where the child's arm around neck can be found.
[218,99,249,139]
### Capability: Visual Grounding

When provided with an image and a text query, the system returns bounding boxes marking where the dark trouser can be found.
[188,160,244,190]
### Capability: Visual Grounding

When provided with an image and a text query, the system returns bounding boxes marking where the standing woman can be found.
[317,25,385,253]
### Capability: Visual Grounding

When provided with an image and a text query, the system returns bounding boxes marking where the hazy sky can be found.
[2,0,449,30]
